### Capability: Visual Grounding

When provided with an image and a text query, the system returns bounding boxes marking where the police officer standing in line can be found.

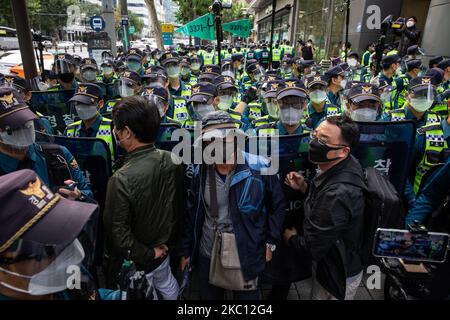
[0,87,93,200]
[344,83,383,122]
[271,42,282,70]
[379,54,405,111]
[97,58,117,85]
[50,53,78,91]
[79,58,99,84]
[324,66,346,108]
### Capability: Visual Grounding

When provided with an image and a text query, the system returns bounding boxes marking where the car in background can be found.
[0,50,54,77]
[42,40,53,48]
[57,41,72,49]
[73,40,87,47]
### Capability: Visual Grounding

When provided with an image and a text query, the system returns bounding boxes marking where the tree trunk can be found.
[144,0,164,49]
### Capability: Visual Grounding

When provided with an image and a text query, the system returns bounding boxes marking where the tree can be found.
[173,0,211,25]
[143,0,163,49]
[114,8,144,41]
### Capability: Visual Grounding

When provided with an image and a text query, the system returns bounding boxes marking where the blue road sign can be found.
[90,15,105,32]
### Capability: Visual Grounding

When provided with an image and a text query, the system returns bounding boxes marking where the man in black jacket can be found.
[396,16,421,57]
[284,115,365,300]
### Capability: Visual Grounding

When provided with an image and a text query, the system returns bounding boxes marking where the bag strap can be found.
[208,165,219,220]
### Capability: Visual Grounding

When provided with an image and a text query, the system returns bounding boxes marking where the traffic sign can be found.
[121,18,129,26]
[161,23,174,33]
[129,26,135,35]
[90,15,106,32]
[162,32,173,45]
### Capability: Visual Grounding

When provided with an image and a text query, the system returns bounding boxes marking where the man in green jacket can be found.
[103,96,185,299]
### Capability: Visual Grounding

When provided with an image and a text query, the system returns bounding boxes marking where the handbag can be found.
[207,165,258,291]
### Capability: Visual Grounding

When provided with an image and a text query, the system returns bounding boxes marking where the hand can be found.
[242,86,258,104]
[370,75,380,86]
[283,227,298,245]
[153,244,168,259]
[284,172,307,193]
[180,256,191,271]
[58,179,81,200]
[265,246,273,262]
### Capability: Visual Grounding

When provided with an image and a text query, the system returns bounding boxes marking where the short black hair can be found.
[325,115,360,149]
[112,96,160,143]
[409,16,417,22]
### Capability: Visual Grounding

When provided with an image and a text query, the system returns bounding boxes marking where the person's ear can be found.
[97,99,104,110]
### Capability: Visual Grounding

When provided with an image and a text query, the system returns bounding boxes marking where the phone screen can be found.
[373,228,450,263]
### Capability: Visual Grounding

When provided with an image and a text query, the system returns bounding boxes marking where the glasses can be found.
[310,130,348,148]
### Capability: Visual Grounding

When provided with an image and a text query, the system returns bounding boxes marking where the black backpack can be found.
[36,142,73,189]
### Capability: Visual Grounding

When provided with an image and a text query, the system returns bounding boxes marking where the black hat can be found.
[305,74,328,88]
[142,65,168,82]
[100,58,114,68]
[381,54,400,67]
[159,51,180,65]
[142,83,169,102]
[54,53,74,65]
[331,57,342,66]
[0,87,36,129]
[231,53,244,62]
[300,60,316,68]
[127,48,143,61]
[199,65,221,82]
[408,76,436,95]
[72,55,82,66]
[406,59,422,72]
[276,79,308,100]
[246,62,261,74]
[338,62,350,71]
[0,169,97,252]
[424,68,444,86]
[437,59,450,71]
[69,83,102,105]
[80,58,98,71]
[429,56,443,68]
[348,51,359,59]
[262,74,282,84]
[189,82,218,103]
[120,70,141,85]
[213,75,237,91]
[347,83,380,103]
[263,80,281,99]
[324,65,345,79]
[406,45,419,55]
[3,74,29,92]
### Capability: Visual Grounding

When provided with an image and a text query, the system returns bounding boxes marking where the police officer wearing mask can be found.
[304,74,341,130]
[51,53,77,91]
[379,54,405,111]
[190,55,202,79]
[79,58,99,83]
[198,64,221,84]
[345,83,383,122]
[256,79,309,136]
[249,79,281,135]
[142,82,180,126]
[325,65,346,108]
[65,83,115,159]
[0,87,93,200]
[231,53,245,82]
[98,58,117,84]
[382,76,439,128]
[103,70,142,116]
[0,169,104,300]
[213,75,242,127]
[126,48,145,76]
[281,58,295,80]
[186,82,220,127]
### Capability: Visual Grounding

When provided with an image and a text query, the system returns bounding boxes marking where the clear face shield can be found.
[180,65,191,78]
[54,60,72,75]
[409,84,436,112]
[218,88,237,111]
[264,97,280,119]
[145,94,167,118]
[348,99,382,122]
[115,79,137,98]
[0,238,85,296]
[279,96,307,125]
[0,120,36,149]
[81,68,98,82]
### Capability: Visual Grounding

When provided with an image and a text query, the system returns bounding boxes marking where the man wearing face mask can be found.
[0,87,93,200]
[280,58,295,80]
[396,59,423,109]
[159,52,192,123]
[379,54,405,111]
[104,96,185,298]
[103,70,142,117]
[249,78,282,134]
[303,74,341,130]
[383,76,439,128]
[0,169,118,300]
[231,54,245,83]
[126,48,145,76]
[284,115,365,300]
[184,82,220,129]
[142,83,180,125]
[361,43,375,67]
[345,83,383,122]
[256,79,309,137]
[49,53,78,91]
[202,46,216,66]
[325,66,346,109]
[213,75,242,127]
[179,57,195,90]
[190,56,202,80]
[396,16,420,57]
[79,58,99,84]
[64,83,115,159]
[346,52,364,82]
[97,59,117,85]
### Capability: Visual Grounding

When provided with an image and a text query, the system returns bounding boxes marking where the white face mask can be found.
[102,66,113,76]
[406,21,415,28]
[75,104,98,120]
[266,100,279,119]
[0,121,35,148]
[218,95,233,111]
[253,72,262,82]
[191,63,201,71]
[350,108,378,122]
[194,103,215,119]
[410,97,434,112]
[309,90,327,104]
[82,70,97,82]
[348,58,357,67]
[280,107,302,125]
[0,239,85,296]
[340,79,347,89]
[180,67,190,77]
[167,66,180,79]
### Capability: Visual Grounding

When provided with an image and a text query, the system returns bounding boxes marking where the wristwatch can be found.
[266,243,277,252]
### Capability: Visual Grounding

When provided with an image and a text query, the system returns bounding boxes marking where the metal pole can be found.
[324,0,334,59]
[10,0,39,90]
[120,0,130,52]
[214,12,222,66]
[344,0,350,62]
[103,0,117,56]
[269,0,277,69]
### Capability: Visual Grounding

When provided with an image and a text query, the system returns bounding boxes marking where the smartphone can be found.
[373,228,450,263]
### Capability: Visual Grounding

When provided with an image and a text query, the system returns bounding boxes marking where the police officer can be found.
[213,75,242,127]
[324,65,346,108]
[142,82,180,127]
[382,76,439,129]
[141,65,167,87]
[271,43,282,69]
[0,87,93,199]
[379,54,405,111]
[280,58,295,79]
[249,79,281,133]
[97,58,117,85]
[79,58,99,83]
[231,53,245,82]
[202,46,216,65]
[256,79,309,136]
[259,43,270,70]
[51,53,78,91]
[180,57,196,89]
[190,55,202,79]
[246,44,257,62]
[125,48,145,76]
[303,74,341,130]
[103,70,142,116]
[396,59,422,108]
[297,60,316,79]
[64,83,115,160]
[283,40,294,58]
[361,43,376,67]
[185,82,220,128]
[198,64,221,83]
[344,83,383,122]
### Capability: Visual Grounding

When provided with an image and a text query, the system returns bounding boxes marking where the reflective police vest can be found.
[396,75,410,108]
[246,51,256,61]
[104,98,121,115]
[251,115,277,130]
[203,52,215,65]
[247,101,263,123]
[223,52,233,59]
[260,50,270,64]
[362,50,371,67]
[256,121,278,136]
[389,108,441,127]
[432,85,450,117]
[65,117,115,159]
[301,105,340,127]
[227,109,243,128]
[414,124,449,194]
[284,45,294,57]
[172,96,190,122]
[188,75,198,86]
[382,79,398,112]
[271,48,282,62]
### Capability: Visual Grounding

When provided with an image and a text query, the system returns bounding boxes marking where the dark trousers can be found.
[268,284,291,300]
[198,254,259,300]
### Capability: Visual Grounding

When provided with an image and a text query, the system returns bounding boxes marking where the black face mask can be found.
[58,72,75,83]
[308,138,345,164]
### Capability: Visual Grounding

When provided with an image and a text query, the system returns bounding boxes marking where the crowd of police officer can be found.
[0,33,449,300]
